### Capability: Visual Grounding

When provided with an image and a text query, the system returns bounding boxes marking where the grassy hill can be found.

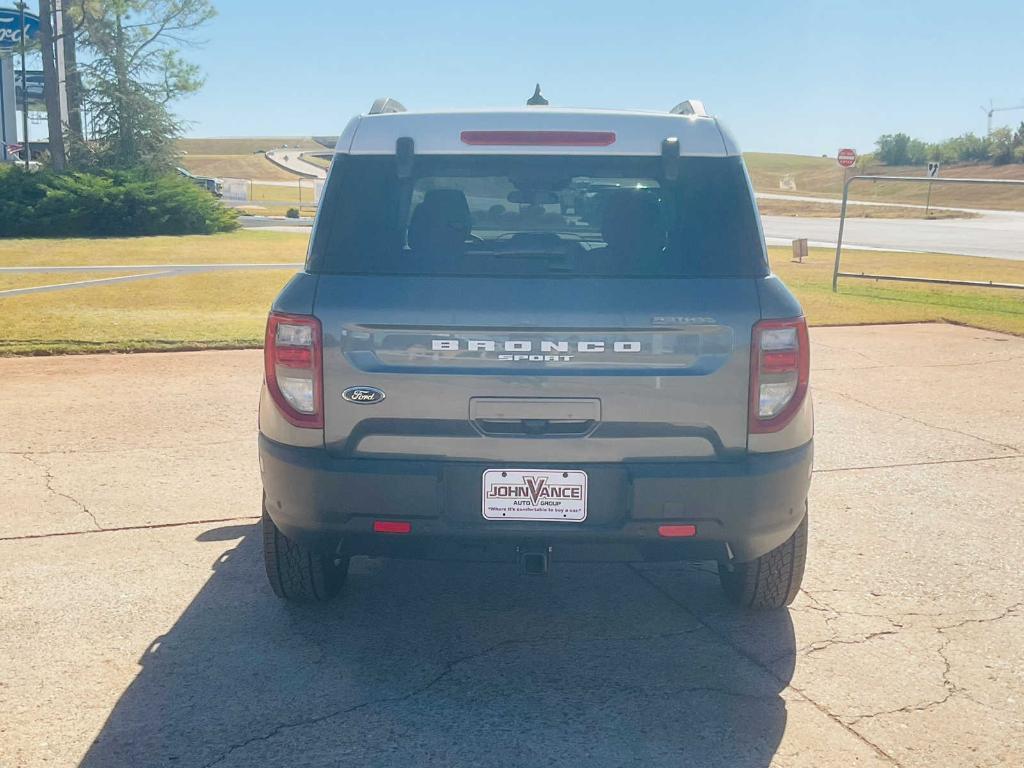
[176,137,324,181]
[177,137,322,155]
[745,152,1024,211]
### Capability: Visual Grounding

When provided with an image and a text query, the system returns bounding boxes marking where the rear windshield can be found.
[308,155,767,278]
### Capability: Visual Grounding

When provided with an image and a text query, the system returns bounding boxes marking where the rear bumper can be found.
[258,435,812,563]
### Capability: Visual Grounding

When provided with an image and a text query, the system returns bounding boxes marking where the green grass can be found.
[1,234,1022,355]
[772,247,1024,335]
[0,269,296,355]
[0,230,308,268]
[249,182,318,204]
[0,271,135,292]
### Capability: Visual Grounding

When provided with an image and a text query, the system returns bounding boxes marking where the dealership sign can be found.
[0,8,40,50]
[14,69,42,109]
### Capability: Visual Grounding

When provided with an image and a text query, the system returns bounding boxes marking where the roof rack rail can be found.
[669,100,708,117]
[368,97,407,115]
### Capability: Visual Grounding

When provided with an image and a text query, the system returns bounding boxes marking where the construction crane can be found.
[981,99,1024,135]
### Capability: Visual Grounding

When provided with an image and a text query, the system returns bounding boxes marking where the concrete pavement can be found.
[761,210,1024,260]
[264,149,327,179]
[1,323,1022,767]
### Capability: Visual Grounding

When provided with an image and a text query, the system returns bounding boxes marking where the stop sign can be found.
[837,148,857,168]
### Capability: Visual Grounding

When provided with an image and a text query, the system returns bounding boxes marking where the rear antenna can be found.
[526,84,549,106]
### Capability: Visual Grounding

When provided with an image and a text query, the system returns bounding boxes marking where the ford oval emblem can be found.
[341,386,386,404]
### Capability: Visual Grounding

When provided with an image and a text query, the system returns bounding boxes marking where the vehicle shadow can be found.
[79,525,796,768]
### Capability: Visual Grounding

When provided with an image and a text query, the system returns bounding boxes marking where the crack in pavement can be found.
[813,351,1024,373]
[814,385,1021,453]
[813,453,1024,474]
[0,515,260,542]
[0,437,250,456]
[800,629,900,658]
[793,591,1023,727]
[199,624,709,768]
[626,564,906,767]
[19,453,102,531]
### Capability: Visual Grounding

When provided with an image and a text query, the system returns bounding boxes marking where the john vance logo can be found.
[486,474,584,504]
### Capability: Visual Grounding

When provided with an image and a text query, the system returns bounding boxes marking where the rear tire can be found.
[718,506,807,610]
[262,498,348,603]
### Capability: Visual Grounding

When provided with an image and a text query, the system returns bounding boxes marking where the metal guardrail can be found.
[831,175,1024,292]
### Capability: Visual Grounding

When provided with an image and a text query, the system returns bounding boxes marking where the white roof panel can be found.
[336,108,737,157]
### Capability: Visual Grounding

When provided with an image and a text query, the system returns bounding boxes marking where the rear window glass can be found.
[308,155,766,278]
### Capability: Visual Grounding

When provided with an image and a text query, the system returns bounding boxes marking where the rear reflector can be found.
[373,520,411,534]
[460,130,616,147]
[658,524,697,538]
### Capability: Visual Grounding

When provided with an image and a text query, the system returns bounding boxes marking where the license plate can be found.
[482,469,588,522]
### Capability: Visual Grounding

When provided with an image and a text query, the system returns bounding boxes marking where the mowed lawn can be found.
[0,230,308,267]
[774,248,1024,335]
[0,230,1022,354]
[0,269,298,354]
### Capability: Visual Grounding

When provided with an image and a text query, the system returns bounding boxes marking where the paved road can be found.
[264,149,327,179]
[1,324,1022,767]
[762,211,1024,260]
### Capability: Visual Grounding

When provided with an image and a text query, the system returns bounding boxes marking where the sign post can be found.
[837,147,857,191]
[925,162,940,217]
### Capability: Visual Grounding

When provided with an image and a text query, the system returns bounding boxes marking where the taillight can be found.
[749,317,809,434]
[264,312,323,429]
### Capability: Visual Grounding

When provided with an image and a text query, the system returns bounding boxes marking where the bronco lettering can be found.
[431,339,642,353]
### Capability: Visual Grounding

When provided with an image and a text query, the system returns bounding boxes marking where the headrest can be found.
[408,189,472,254]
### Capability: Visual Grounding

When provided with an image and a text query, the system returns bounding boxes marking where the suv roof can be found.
[335,101,741,158]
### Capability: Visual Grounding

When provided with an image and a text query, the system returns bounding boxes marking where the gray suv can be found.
[258,97,812,609]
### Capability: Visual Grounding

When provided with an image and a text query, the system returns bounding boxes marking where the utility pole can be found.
[16,0,28,170]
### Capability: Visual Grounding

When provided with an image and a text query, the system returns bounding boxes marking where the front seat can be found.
[407,189,473,255]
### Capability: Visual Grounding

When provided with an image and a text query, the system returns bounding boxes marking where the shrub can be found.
[285,207,300,219]
[988,128,1015,165]
[0,167,239,237]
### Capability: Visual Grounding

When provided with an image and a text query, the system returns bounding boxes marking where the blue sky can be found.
[180,0,1024,155]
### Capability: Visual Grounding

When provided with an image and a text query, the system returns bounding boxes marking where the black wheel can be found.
[262,498,348,603]
[718,506,807,610]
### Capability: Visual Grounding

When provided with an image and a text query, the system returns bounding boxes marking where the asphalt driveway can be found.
[1,323,1021,767]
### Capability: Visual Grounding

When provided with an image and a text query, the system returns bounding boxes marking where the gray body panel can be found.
[314,275,763,462]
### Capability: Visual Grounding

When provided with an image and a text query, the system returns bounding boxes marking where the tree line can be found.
[36,0,215,172]
[875,125,1024,166]
[1,1,237,237]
